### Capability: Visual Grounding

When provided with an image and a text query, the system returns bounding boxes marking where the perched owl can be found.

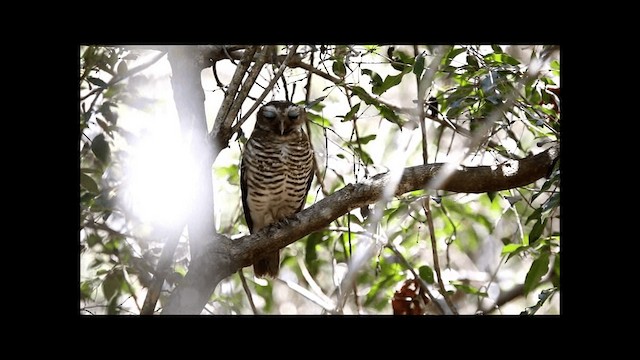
[241,100,314,278]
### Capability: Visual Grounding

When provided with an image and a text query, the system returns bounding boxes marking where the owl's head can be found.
[255,101,307,136]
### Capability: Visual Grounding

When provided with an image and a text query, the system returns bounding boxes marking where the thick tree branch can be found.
[162,144,559,314]
[167,46,216,259]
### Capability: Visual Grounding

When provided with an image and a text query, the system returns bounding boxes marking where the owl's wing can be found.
[240,154,254,233]
[296,156,315,214]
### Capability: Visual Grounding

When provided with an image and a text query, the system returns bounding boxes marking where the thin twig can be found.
[274,278,337,313]
[414,45,459,315]
[238,270,258,314]
[421,203,458,315]
[231,45,300,135]
[296,257,334,308]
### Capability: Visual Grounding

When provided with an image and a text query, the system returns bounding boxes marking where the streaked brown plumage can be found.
[241,101,314,278]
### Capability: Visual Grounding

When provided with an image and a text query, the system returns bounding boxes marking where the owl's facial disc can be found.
[258,102,305,135]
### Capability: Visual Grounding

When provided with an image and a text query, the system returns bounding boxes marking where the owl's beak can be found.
[279,119,285,135]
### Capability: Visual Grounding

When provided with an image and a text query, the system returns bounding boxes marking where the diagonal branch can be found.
[161,144,559,314]
[140,230,182,315]
[210,46,260,150]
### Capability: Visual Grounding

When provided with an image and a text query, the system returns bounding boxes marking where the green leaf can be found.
[348,213,363,225]
[524,252,550,296]
[373,73,405,95]
[532,173,559,202]
[451,281,488,297]
[550,60,560,70]
[305,232,324,275]
[353,147,373,165]
[333,60,346,77]
[86,233,102,248]
[443,47,466,65]
[529,218,547,244]
[102,270,122,301]
[393,50,414,66]
[362,69,383,88]
[357,134,376,145]
[503,243,530,262]
[99,102,118,124]
[541,77,556,86]
[501,243,522,256]
[466,55,479,69]
[376,104,403,127]
[526,207,542,225]
[363,45,379,53]
[80,172,99,194]
[502,54,521,66]
[215,165,240,186]
[541,193,560,212]
[303,97,326,112]
[552,254,560,287]
[87,76,108,88]
[342,103,361,122]
[418,265,435,284]
[91,134,111,164]
[307,113,331,127]
[350,86,373,105]
[385,206,407,224]
[491,45,503,54]
[391,50,414,73]
[80,280,95,300]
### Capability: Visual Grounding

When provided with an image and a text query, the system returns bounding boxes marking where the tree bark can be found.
[167,47,217,261]
[161,144,559,314]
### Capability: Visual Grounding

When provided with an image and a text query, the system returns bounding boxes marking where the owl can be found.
[241,100,314,278]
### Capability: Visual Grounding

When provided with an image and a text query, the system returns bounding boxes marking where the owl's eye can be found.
[288,108,300,119]
[263,109,277,119]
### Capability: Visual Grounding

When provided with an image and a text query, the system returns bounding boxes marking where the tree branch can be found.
[414,46,459,315]
[167,46,216,259]
[161,144,559,314]
[140,230,181,315]
[230,45,300,135]
[210,46,260,152]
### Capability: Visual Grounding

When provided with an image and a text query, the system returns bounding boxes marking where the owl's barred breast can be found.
[242,130,313,231]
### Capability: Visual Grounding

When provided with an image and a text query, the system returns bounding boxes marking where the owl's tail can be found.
[254,251,280,278]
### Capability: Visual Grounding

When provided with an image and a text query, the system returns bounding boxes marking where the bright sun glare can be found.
[124,126,197,230]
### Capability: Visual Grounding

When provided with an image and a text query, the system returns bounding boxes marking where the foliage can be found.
[80,45,560,315]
